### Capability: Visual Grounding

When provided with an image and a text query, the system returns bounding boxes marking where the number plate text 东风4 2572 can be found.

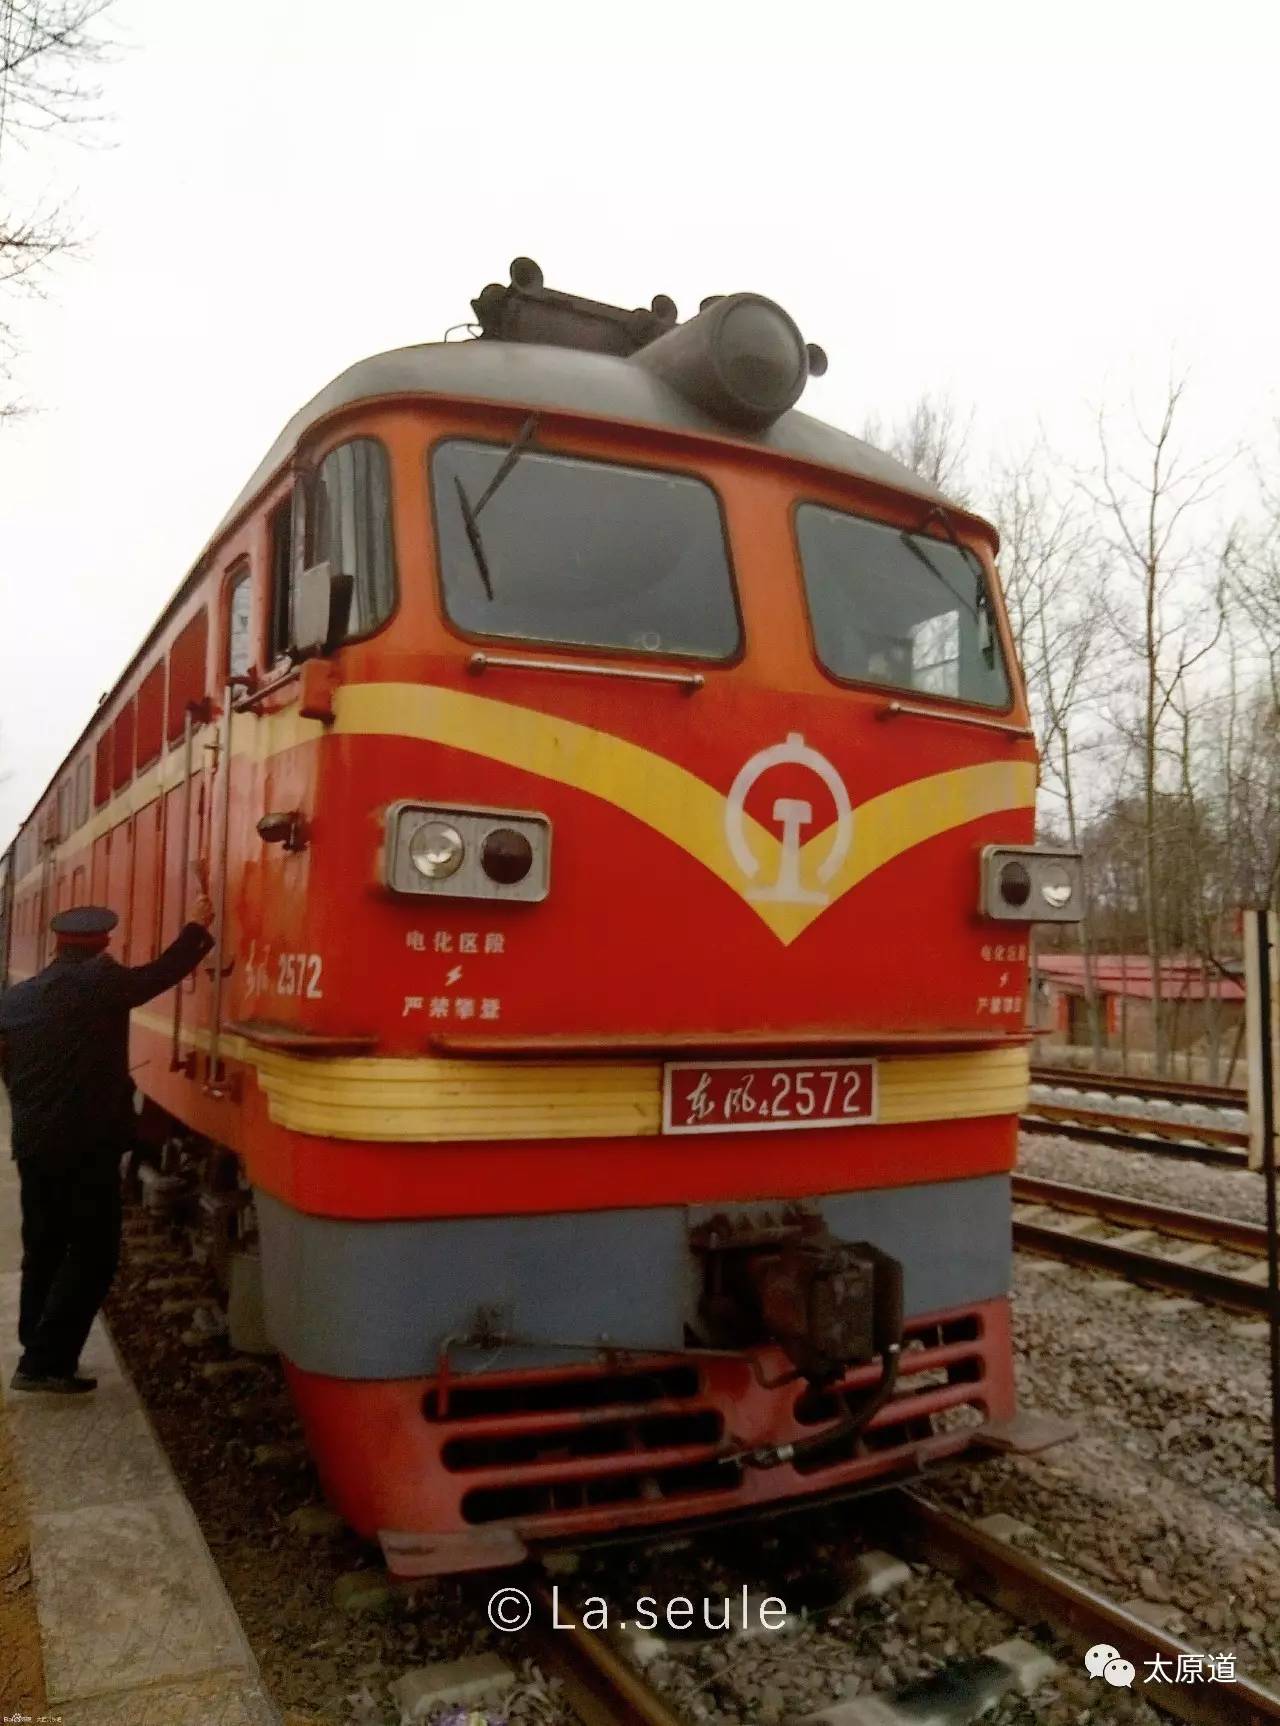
[662,1058,877,1135]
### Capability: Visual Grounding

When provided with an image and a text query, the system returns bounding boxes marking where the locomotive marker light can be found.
[480,826,535,886]
[980,845,1083,923]
[385,801,550,902]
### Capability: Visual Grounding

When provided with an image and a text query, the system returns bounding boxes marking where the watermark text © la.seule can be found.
[487,1583,787,1633]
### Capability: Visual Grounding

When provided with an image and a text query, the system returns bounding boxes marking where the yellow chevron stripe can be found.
[25,681,1035,947]
[332,683,1036,943]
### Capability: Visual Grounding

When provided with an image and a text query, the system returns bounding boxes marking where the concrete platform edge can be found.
[0,1124,280,1726]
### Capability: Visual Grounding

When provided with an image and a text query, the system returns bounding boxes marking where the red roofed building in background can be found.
[1035,953,1245,1061]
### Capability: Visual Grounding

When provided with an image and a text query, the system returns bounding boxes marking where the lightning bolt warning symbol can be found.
[445,965,463,986]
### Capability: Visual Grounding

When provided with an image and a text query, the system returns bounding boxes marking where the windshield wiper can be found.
[898,532,979,623]
[920,505,997,667]
[921,505,983,583]
[454,479,494,601]
[453,415,540,602]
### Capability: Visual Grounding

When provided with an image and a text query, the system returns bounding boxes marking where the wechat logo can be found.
[1085,1643,1136,1688]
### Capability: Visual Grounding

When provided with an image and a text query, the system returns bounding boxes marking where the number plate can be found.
[662,1058,877,1135]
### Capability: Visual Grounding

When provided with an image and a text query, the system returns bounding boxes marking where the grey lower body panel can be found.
[256,1175,1011,1380]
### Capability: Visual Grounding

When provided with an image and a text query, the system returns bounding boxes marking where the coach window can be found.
[306,439,395,639]
[430,442,740,659]
[797,506,1011,709]
[228,571,253,679]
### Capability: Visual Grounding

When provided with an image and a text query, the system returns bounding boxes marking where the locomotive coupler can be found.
[691,1209,905,1471]
[690,1210,903,1386]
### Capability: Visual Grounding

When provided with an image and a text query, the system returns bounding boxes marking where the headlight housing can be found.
[385,802,551,902]
[981,845,1084,923]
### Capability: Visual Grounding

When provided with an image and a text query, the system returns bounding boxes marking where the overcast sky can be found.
[2,0,1277,844]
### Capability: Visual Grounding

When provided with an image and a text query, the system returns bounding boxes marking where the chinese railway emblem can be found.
[725,733,852,906]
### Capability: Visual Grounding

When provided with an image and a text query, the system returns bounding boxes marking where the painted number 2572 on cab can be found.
[275,952,324,998]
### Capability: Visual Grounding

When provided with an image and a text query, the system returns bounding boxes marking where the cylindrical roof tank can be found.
[631,292,827,432]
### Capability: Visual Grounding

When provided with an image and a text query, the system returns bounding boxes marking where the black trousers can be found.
[17,1156,122,1377]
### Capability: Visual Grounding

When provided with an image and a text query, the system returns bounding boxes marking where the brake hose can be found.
[721,1341,902,1472]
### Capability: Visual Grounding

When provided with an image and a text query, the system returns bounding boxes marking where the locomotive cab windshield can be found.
[797,507,1011,707]
[431,439,741,659]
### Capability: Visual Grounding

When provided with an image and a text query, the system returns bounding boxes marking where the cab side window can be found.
[306,438,395,640]
[228,571,253,679]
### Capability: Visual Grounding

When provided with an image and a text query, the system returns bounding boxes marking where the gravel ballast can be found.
[1020,1128,1269,1224]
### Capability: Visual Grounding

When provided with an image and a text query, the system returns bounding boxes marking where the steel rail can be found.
[1030,1064,1245,1109]
[1012,1219,1268,1313]
[1021,1103,1248,1167]
[874,1490,1280,1726]
[525,1581,691,1726]
[1012,1174,1268,1256]
[1023,1101,1248,1150]
[1021,1116,1247,1167]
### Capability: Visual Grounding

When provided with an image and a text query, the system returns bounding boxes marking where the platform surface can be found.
[0,1094,278,1724]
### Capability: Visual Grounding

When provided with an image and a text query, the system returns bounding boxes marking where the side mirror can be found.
[292,561,355,659]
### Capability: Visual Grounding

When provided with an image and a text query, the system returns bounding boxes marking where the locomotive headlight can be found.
[981,846,1084,923]
[713,300,808,421]
[409,821,465,880]
[386,802,550,902]
[1039,864,1075,911]
[631,292,827,431]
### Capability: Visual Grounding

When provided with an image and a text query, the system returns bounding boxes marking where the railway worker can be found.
[0,899,215,1394]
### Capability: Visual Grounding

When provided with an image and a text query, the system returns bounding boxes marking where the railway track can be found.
[528,1491,1280,1725]
[1021,1100,1250,1165]
[878,1491,1280,1726]
[1029,1064,1246,1110]
[1011,1173,1272,1313]
[527,1579,689,1726]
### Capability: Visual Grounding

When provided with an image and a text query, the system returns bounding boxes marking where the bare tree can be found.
[1225,423,1280,899]
[1,0,112,405]
[993,444,1112,1060]
[1086,380,1228,1074]
[864,392,973,503]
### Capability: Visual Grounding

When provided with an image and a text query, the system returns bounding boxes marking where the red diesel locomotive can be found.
[0,261,1081,1573]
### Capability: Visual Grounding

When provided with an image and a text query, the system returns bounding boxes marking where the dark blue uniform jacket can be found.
[0,923,214,1166]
